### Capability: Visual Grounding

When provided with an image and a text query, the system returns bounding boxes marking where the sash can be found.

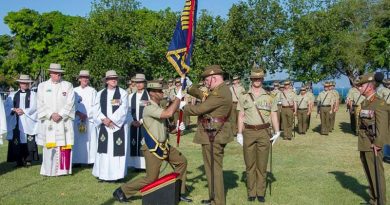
[130,90,149,157]
[140,123,169,160]
[97,87,125,156]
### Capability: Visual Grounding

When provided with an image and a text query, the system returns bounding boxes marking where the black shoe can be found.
[201,199,211,204]
[257,196,265,202]
[180,195,193,203]
[248,196,256,201]
[113,187,129,203]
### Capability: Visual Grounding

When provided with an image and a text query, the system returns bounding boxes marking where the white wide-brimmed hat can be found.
[105,70,118,79]
[132,73,146,82]
[48,63,65,73]
[78,70,90,77]
[16,74,34,83]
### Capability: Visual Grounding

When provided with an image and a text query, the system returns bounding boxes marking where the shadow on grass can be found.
[223,170,239,196]
[339,122,356,135]
[312,124,321,133]
[328,171,369,201]
[186,165,207,195]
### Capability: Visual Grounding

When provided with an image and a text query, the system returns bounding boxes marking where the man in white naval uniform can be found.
[93,70,130,181]
[128,73,149,170]
[36,63,75,176]
[5,74,39,167]
[73,70,98,166]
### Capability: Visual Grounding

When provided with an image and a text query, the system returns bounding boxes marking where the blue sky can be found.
[0,0,350,88]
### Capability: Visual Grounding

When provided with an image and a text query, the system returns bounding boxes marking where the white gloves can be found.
[185,77,192,87]
[270,131,281,145]
[179,101,187,110]
[176,121,185,131]
[175,88,183,100]
[236,133,243,146]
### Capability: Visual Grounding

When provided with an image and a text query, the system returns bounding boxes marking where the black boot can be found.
[113,187,130,203]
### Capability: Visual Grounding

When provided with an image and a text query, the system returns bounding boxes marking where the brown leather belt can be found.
[232,102,238,104]
[321,105,331,107]
[352,105,359,107]
[244,123,270,130]
[199,116,228,124]
[298,108,308,110]
[282,106,293,108]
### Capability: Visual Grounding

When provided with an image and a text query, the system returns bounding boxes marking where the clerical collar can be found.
[19,89,29,93]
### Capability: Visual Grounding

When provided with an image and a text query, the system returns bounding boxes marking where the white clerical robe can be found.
[0,98,6,145]
[5,90,38,142]
[127,91,149,169]
[37,79,75,176]
[73,86,98,164]
[92,87,130,181]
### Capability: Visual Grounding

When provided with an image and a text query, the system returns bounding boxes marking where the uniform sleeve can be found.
[187,86,206,100]
[184,93,223,116]
[271,96,278,112]
[58,83,76,119]
[374,103,390,147]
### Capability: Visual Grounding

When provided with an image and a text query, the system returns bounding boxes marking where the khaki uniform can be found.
[271,89,283,130]
[121,101,188,197]
[280,89,296,139]
[330,89,340,131]
[306,90,315,131]
[237,87,277,197]
[294,94,311,134]
[184,83,233,205]
[377,87,390,104]
[347,87,365,135]
[230,84,245,135]
[316,90,334,135]
[358,94,390,205]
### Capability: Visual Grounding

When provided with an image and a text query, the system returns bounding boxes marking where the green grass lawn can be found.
[1,104,390,205]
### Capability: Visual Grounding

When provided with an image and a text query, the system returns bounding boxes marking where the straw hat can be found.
[132,73,146,82]
[78,70,90,78]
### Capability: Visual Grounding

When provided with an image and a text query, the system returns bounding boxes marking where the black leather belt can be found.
[244,123,270,130]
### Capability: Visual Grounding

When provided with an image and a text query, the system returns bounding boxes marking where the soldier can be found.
[236,68,281,203]
[280,80,297,140]
[346,82,365,135]
[377,79,390,104]
[355,73,390,205]
[230,75,245,136]
[181,65,233,205]
[294,86,312,134]
[305,82,315,131]
[271,81,282,130]
[329,81,340,132]
[316,82,334,135]
[114,80,192,203]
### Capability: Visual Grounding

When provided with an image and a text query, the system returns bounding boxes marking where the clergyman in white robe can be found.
[93,86,129,181]
[5,88,39,165]
[36,70,75,176]
[73,85,98,164]
[0,98,7,145]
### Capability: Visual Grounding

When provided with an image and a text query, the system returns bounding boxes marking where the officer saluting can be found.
[182,65,233,205]
[355,72,390,205]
